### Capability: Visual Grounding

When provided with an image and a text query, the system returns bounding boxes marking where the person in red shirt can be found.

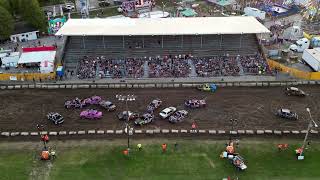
[162,143,167,153]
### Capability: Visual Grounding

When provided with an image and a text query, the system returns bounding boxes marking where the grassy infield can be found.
[0,140,320,180]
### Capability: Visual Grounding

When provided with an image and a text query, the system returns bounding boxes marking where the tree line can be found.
[0,0,47,40]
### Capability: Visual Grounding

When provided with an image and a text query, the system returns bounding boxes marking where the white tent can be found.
[18,51,56,64]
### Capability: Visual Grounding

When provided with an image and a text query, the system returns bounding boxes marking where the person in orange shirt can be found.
[162,143,167,153]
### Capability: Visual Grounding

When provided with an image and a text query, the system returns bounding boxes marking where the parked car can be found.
[134,113,154,126]
[276,109,298,120]
[168,110,188,123]
[159,107,177,119]
[99,1,110,7]
[47,112,64,125]
[285,87,306,96]
[117,111,139,121]
[64,97,86,109]
[99,100,116,111]
[185,99,206,108]
[80,109,103,119]
[147,99,162,113]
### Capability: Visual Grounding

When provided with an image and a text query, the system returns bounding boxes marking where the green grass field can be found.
[0,139,320,180]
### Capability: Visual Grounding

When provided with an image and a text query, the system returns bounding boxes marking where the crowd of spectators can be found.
[77,56,144,79]
[240,53,271,75]
[77,56,97,79]
[194,55,240,77]
[193,53,269,77]
[76,53,270,79]
[148,55,190,78]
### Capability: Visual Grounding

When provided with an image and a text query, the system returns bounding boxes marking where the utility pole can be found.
[116,94,136,153]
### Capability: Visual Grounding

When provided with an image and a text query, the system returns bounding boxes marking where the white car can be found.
[65,4,75,10]
[159,107,176,119]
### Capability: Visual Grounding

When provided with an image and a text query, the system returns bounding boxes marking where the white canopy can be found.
[56,16,270,36]
[18,51,56,64]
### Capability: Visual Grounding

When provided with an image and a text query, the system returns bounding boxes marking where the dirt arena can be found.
[0,85,319,132]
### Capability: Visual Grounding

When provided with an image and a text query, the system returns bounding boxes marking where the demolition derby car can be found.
[159,107,177,119]
[64,97,86,109]
[168,110,188,123]
[80,109,103,119]
[147,99,162,113]
[185,99,206,108]
[134,113,154,126]
[231,155,247,171]
[276,109,298,120]
[197,83,217,92]
[117,111,139,121]
[285,87,307,97]
[99,100,116,111]
[47,112,64,125]
[83,96,102,105]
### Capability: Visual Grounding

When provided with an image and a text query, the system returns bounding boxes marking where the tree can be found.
[0,6,14,40]
[21,0,46,31]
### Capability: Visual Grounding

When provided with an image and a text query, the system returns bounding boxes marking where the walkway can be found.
[143,61,149,78]
[188,59,197,77]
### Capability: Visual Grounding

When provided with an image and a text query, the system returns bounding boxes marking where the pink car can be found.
[80,109,103,119]
[83,96,102,105]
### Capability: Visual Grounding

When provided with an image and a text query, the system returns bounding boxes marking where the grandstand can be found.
[56,17,270,78]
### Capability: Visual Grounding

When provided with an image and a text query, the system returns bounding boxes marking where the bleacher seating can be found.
[63,34,263,76]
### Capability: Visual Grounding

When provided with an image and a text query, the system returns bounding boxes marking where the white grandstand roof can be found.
[56,17,270,36]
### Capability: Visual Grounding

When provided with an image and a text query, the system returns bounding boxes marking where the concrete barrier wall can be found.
[0,80,319,90]
[0,129,317,138]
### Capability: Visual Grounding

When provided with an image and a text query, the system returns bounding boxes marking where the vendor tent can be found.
[181,8,198,17]
[18,46,56,73]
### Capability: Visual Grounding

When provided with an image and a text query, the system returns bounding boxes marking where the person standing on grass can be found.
[137,144,142,151]
[162,143,167,153]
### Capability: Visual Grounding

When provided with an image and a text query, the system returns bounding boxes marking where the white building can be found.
[10,22,39,43]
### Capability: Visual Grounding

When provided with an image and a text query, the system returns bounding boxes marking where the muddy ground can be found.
[0,85,319,132]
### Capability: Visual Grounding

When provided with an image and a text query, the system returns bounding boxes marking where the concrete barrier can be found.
[229,131,237,135]
[283,130,290,134]
[69,131,77,135]
[146,130,154,134]
[30,132,39,136]
[59,131,67,135]
[59,85,65,88]
[1,86,7,89]
[115,130,123,134]
[77,131,86,135]
[91,84,97,88]
[97,130,105,134]
[291,130,300,134]
[135,130,142,134]
[182,84,193,88]
[257,130,264,134]
[66,85,72,88]
[106,130,114,134]
[274,130,282,135]
[265,130,273,134]
[218,130,225,134]
[245,130,254,134]
[98,84,108,88]
[14,85,21,89]
[181,129,188,133]
[162,129,169,133]
[311,130,318,134]
[114,84,120,88]
[237,130,245,134]
[49,132,57,136]
[153,129,160,134]
[171,129,179,133]
[208,130,216,134]
[8,86,14,89]
[40,131,48,135]
[88,130,96,134]
[78,85,90,88]
[1,132,10,136]
[20,132,29,136]
[10,132,20,136]
[300,130,307,134]
[72,85,78,89]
